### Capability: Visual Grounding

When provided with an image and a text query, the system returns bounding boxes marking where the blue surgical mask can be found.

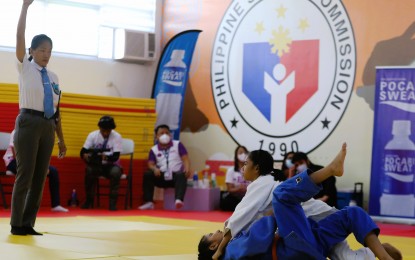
[285,159,294,168]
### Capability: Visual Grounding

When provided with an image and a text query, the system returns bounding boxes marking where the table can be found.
[163,187,220,211]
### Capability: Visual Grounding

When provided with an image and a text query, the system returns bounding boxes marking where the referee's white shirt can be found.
[17,53,60,113]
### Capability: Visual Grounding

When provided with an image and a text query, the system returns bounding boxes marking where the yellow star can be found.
[255,22,265,35]
[276,5,287,18]
[298,18,309,32]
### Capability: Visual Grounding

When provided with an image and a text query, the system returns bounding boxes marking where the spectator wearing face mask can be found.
[280,151,295,180]
[220,146,250,211]
[138,124,190,210]
[292,152,338,207]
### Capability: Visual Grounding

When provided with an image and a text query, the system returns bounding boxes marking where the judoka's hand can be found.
[288,166,296,178]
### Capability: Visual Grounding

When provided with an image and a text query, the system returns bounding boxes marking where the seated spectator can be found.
[138,124,190,210]
[280,151,295,180]
[220,145,249,211]
[80,116,123,211]
[3,130,68,212]
[292,152,337,207]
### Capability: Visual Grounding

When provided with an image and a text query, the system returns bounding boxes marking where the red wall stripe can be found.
[60,103,156,114]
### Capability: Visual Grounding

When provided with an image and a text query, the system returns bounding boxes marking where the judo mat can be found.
[0,208,414,260]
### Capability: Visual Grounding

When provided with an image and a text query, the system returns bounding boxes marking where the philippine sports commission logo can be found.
[211,0,356,160]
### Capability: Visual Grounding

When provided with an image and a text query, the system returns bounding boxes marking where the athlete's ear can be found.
[209,241,219,251]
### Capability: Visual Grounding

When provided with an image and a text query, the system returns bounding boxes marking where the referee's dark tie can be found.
[41,67,54,119]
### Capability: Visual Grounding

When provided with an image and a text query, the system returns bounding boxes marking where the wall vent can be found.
[114,29,156,63]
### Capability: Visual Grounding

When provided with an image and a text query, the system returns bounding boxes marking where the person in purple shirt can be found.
[138,124,190,210]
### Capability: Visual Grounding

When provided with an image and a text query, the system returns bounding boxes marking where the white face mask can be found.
[285,159,294,168]
[237,153,247,162]
[159,134,171,144]
[296,163,308,173]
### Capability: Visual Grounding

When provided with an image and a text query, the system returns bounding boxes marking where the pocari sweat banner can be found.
[152,30,201,140]
[369,66,415,219]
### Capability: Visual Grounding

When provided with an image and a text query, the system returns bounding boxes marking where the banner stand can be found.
[151,30,202,140]
[369,66,415,224]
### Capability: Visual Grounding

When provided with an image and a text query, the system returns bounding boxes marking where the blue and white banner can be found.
[152,30,201,140]
[369,66,415,221]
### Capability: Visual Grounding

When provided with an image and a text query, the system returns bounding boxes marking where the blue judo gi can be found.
[223,171,379,260]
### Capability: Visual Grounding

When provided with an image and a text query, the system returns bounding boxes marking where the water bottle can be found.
[380,120,415,217]
[211,173,217,188]
[203,171,210,189]
[68,189,79,207]
[193,171,199,188]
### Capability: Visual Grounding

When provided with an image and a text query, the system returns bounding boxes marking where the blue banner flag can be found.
[152,30,201,140]
[369,66,415,221]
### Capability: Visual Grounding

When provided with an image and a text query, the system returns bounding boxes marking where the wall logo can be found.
[211,0,356,160]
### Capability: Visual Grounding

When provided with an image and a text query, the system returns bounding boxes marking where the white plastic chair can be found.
[0,132,12,208]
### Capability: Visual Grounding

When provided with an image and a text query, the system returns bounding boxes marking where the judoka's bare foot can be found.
[327,142,347,177]
[383,243,402,260]
[309,143,346,184]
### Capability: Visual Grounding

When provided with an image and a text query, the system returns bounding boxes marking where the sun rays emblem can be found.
[270,26,292,56]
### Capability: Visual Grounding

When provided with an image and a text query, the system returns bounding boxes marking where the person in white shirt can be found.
[11,0,67,236]
[220,145,249,211]
[80,116,122,211]
[3,130,68,213]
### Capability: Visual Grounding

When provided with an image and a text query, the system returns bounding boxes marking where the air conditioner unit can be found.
[114,29,156,63]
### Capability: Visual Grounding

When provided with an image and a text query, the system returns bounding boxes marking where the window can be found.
[0,0,156,58]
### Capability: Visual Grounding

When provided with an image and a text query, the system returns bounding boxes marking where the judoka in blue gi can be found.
[198,143,402,260]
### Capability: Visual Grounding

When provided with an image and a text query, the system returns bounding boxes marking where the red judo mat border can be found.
[1,207,414,238]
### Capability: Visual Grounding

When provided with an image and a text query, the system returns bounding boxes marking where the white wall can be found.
[0,50,157,98]
[0,0,164,99]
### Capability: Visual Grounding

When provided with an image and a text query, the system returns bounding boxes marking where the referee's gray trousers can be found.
[10,112,55,227]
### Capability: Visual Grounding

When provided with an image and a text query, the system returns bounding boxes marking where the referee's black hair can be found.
[28,34,53,62]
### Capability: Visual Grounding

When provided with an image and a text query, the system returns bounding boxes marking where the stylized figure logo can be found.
[242,40,319,123]
[211,0,355,160]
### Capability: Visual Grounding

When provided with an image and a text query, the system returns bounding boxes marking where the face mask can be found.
[285,159,294,168]
[159,134,171,144]
[237,153,247,162]
[296,163,308,173]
